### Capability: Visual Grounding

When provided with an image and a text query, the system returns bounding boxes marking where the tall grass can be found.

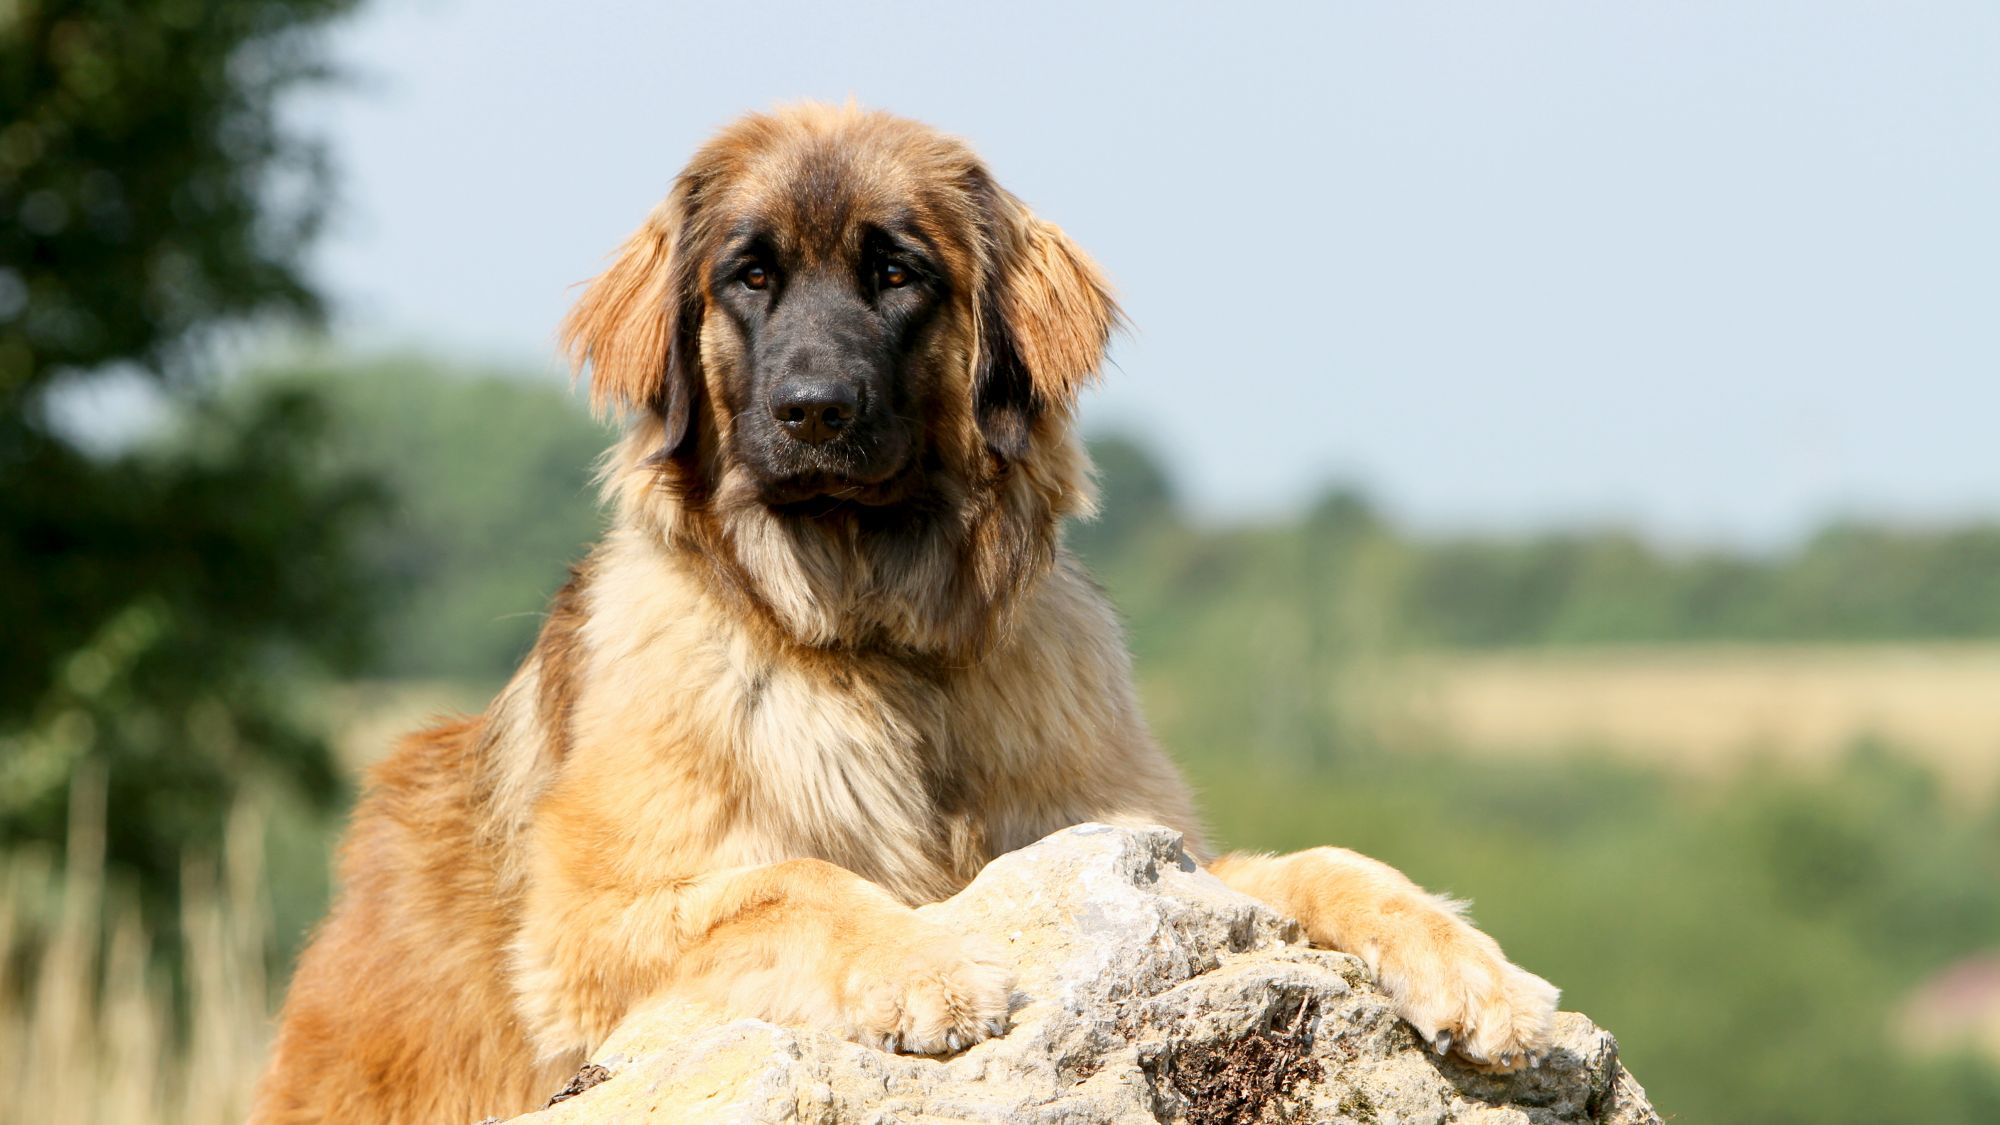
[0,771,273,1125]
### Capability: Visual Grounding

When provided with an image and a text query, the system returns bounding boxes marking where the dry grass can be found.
[1386,643,2000,800]
[0,771,273,1125]
[0,679,488,1125]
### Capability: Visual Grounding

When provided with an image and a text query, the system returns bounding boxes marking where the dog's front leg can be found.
[511,856,1012,1059]
[1209,847,1558,1070]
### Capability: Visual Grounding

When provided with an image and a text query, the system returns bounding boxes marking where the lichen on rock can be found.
[502,825,1661,1124]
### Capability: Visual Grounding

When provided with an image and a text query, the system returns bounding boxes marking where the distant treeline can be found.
[1080,433,2000,649]
[241,357,2000,681]
[1390,522,2000,646]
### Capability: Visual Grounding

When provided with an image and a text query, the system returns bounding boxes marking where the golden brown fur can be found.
[254,103,1557,1124]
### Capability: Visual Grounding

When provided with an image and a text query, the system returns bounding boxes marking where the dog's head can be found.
[563,104,1117,653]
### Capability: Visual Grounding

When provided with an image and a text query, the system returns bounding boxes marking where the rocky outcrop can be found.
[504,825,1660,1124]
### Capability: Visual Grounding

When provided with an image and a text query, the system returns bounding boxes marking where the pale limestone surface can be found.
[502,825,1661,1125]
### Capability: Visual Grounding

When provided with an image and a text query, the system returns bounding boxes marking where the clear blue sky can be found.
[302,1,2000,544]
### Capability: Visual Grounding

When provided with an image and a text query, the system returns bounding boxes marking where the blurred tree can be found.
[0,0,366,903]
[1067,433,1178,565]
[241,356,610,682]
[0,0,355,403]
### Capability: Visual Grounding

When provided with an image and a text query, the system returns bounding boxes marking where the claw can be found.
[985,1018,1006,1039]
[882,1032,901,1054]
[1527,1051,1545,1068]
[945,1031,964,1053]
[1432,1030,1453,1056]
[1499,1052,1516,1069]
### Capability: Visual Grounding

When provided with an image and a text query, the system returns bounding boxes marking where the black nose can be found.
[769,381,858,445]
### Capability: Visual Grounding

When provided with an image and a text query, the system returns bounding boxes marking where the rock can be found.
[503,825,1661,1125]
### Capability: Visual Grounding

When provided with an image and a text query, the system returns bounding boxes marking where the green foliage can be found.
[0,0,364,918]
[239,356,612,682]
[0,0,357,407]
[0,389,379,910]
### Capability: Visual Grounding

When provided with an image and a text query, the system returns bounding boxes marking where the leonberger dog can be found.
[252,103,1559,1124]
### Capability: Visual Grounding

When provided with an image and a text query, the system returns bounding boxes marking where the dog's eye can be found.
[880,262,909,289]
[742,265,770,291]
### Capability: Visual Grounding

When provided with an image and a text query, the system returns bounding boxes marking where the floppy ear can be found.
[975,201,1119,463]
[560,190,702,458]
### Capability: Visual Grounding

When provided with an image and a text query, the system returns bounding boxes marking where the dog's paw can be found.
[1378,921,1560,1072]
[842,928,1013,1057]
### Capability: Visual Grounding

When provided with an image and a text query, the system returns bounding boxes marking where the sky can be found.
[301,1,2000,544]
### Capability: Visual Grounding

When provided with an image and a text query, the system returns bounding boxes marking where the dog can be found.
[251,103,1559,1124]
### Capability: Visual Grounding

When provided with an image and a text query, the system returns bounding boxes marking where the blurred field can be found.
[1397,643,2000,800]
